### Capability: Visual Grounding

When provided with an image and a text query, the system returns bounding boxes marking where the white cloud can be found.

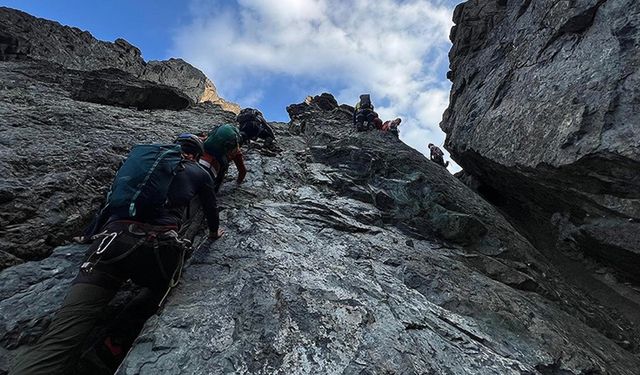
[173,0,460,172]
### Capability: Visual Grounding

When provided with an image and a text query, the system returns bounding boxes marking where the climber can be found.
[353,94,379,132]
[373,115,383,130]
[428,143,449,168]
[381,118,402,137]
[11,134,223,375]
[236,107,276,147]
[201,123,246,192]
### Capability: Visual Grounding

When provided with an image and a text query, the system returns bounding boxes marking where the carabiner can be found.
[96,232,118,255]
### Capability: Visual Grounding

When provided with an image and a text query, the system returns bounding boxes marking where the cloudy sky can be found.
[2,0,461,169]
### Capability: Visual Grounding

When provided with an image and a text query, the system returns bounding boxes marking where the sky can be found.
[1,0,462,170]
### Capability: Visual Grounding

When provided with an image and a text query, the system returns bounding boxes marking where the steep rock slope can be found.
[0,58,235,268]
[3,55,640,374]
[115,96,639,374]
[1,7,640,375]
[0,7,240,112]
[442,1,640,280]
[3,88,640,373]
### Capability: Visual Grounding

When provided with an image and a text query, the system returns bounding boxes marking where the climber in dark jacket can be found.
[428,143,449,168]
[11,135,223,375]
[236,108,276,146]
[353,94,379,131]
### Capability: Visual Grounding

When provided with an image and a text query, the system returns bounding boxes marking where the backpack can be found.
[203,124,241,157]
[104,144,183,218]
[431,146,444,158]
[236,108,262,124]
[358,94,373,111]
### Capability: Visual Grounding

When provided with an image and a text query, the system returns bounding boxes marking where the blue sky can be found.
[2,0,462,169]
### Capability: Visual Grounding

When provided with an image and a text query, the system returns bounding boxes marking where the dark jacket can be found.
[239,114,274,143]
[109,160,219,234]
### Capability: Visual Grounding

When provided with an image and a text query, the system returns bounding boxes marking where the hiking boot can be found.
[77,336,124,375]
[95,336,126,369]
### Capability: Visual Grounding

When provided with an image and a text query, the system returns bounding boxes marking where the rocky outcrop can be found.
[0,6,239,111]
[0,59,235,268]
[140,59,240,113]
[73,67,194,110]
[442,1,640,282]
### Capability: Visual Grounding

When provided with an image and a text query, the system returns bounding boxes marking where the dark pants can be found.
[355,110,376,131]
[432,156,448,168]
[11,221,184,375]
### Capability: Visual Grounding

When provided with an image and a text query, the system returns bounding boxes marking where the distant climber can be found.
[11,134,223,375]
[236,107,276,148]
[428,143,449,168]
[381,118,402,137]
[372,115,383,130]
[201,124,246,192]
[353,94,379,132]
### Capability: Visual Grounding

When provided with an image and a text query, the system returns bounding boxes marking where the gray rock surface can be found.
[0,6,239,112]
[3,71,639,372]
[113,96,640,374]
[442,1,640,281]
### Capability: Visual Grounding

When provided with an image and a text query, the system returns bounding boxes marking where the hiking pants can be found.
[11,221,186,375]
[355,110,376,131]
[432,155,446,167]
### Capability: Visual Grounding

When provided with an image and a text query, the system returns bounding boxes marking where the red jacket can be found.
[201,147,247,185]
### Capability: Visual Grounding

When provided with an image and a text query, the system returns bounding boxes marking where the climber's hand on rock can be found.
[209,228,225,240]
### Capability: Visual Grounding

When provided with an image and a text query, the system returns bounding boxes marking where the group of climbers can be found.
[353,94,401,137]
[353,94,450,168]
[11,109,276,375]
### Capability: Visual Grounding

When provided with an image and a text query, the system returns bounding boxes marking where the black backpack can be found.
[236,108,262,124]
[358,94,373,111]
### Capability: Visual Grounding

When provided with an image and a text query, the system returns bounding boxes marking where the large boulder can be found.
[442,0,640,280]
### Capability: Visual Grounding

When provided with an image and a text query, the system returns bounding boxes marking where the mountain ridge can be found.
[0,6,240,113]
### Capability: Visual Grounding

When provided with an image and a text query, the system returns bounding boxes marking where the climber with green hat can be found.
[199,124,247,193]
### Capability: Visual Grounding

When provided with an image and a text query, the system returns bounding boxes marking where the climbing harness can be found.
[80,231,121,273]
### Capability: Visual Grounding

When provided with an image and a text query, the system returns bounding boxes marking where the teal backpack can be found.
[105,144,183,218]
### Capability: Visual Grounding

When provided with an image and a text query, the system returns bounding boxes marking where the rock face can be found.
[2,7,640,375]
[442,1,640,282]
[140,59,240,113]
[0,58,235,268]
[0,6,240,112]
[4,83,640,373]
